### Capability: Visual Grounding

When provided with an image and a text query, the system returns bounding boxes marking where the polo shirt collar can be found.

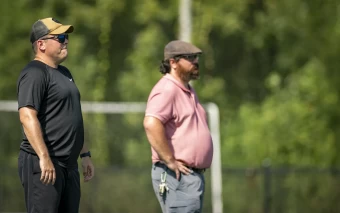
[164,73,192,93]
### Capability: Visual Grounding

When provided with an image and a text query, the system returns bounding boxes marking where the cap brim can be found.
[50,25,74,35]
[164,51,202,60]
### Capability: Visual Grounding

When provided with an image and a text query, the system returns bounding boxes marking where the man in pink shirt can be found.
[144,40,213,213]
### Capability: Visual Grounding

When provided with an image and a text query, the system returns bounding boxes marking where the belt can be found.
[189,167,206,174]
[155,162,206,174]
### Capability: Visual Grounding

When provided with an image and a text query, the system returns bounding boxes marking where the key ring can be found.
[161,172,167,183]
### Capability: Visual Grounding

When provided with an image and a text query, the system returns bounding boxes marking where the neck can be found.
[34,55,58,68]
[169,72,190,89]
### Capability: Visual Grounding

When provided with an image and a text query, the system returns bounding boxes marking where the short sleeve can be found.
[145,90,175,124]
[17,68,48,112]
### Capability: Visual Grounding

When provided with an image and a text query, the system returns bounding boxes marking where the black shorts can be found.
[18,150,80,213]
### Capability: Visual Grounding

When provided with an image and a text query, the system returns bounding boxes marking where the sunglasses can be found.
[176,54,199,63]
[40,34,69,43]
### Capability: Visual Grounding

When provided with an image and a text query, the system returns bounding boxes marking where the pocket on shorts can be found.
[32,155,41,174]
[152,164,180,191]
[169,198,200,213]
[18,151,24,169]
[18,151,25,185]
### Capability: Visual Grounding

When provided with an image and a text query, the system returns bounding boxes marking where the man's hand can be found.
[81,157,94,182]
[144,116,190,180]
[166,159,192,180]
[39,157,56,185]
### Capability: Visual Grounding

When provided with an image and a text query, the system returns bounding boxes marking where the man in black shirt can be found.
[17,17,94,213]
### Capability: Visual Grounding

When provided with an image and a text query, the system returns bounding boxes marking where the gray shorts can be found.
[151,162,205,213]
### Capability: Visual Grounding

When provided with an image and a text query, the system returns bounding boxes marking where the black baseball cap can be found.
[30,17,74,43]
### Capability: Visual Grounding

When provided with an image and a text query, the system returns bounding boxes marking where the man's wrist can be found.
[80,151,91,158]
[163,156,175,165]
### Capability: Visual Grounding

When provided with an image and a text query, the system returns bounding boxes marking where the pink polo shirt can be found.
[145,74,213,169]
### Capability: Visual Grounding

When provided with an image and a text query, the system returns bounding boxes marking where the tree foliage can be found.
[1,0,340,212]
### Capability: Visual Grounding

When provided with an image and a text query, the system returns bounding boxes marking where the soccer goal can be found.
[0,100,223,213]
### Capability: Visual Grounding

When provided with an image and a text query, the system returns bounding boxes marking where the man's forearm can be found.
[21,117,50,159]
[80,144,89,154]
[149,138,175,164]
[144,116,175,164]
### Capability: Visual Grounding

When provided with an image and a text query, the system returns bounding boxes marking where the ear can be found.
[37,40,46,51]
[169,58,177,70]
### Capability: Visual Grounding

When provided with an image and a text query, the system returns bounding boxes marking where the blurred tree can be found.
[225,59,336,167]
[1,0,340,212]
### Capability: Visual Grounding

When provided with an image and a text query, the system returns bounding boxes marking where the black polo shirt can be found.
[17,60,84,169]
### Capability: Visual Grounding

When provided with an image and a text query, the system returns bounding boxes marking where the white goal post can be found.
[0,100,223,213]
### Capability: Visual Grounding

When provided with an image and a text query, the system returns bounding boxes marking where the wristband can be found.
[80,151,91,158]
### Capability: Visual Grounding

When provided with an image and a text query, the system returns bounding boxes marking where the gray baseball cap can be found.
[164,40,202,60]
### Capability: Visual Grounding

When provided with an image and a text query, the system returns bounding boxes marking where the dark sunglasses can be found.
[41,34,69,43]
[176,54,199,62]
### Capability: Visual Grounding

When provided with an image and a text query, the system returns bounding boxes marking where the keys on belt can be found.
[159,172,169,196]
